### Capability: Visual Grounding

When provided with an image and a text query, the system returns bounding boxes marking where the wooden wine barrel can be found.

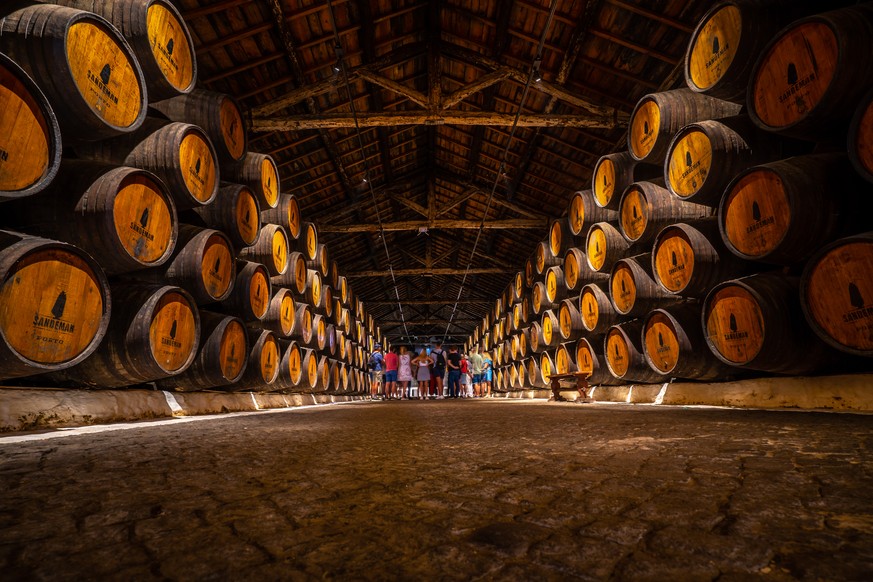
[54,0,197,101]
[653,221,753,298]
[57,284,198,388]
[507,359,520,388]
[290,303,313,345]
[801,232,873,357]
[0,52,62,200]
[510,302,524,332]
[579,282,623,337]
[232,328,279,390]
[156,311,248,391]
[271,251,309,296]
[665,116,787,206]
[311,313,327,351]
[535,241,562,275]
[610,255,682,318]
[0,4,147,141]
[191,183,260,250]
[605,320,670,384]
[259,287,296,338]
[526,353,549,388]
[557,299,584,342]
[703,274,836,374]
[305,269,323,310]
[224,152,280,210]
[219,261,271,322]
[586,222,633,273]
[575,337,621,386]
[748,4,873,138]
[618,181,713,246]
[307,243,330,278]
[238,224,289,277]
[539,310,560,350]
[129,224,235,305]
[544,266,568,305]
[3,163,178,275]
[528,321,544,354]
[849,89,873,184]
[297,221,319,262]
[273,340,303,390]
[0,231,110,379]
[568,189,618,237]
[719,154,870,265]
[295,347,321,392]
[563,247,609,292]
[554,342,579,376]
[530,282,552,316]
[151,89,246,165]
[75,119,219,209]
[628,89,741,164]
[592,152,661,210]
[524,257,536,288]
[548,217,577,259]
[509,334,520,361]
[261,193,301,242]
[642,304,738,380]
[313,355,331,392]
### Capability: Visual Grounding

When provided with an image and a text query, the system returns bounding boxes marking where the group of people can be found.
[367,342,493,400]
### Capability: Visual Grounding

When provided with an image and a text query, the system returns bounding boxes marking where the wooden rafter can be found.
[346,267,512,278]
[318,218,546,233]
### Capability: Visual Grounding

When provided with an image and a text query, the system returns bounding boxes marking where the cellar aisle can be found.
[1,400,872,580]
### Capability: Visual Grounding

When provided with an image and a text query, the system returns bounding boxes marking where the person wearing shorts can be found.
[383,346,398,399]
[369,344,384,399]
[469,346,484,397]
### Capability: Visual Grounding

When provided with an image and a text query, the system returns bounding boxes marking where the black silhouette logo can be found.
[213,256,221,273]
[588,301,594,314]
[787,63,798,85]
[621,279,626,293]
[195,158,201,174]
[170,320,178,339]
[671,251,677,266]
[230,120,238,137]
[100,64,111,85]
[140,208,149,229]
[51,291,67,320]
[614,343,619,356]
[632,205,638,218]
[603,174,608,186]
[712,36,720,54]
[729,313,737,333]
[267,176,272,190]
[244,209,251,224]
[686,151,693,167]
[595,241,600,253]
[849,283,864,310]
[752,201,761,222]
[166,38,174,56]
[658,332,664,347]
[230,343,236,357]
[644,121,650,135]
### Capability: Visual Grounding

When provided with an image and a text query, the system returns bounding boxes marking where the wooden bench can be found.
[547,371,594,403]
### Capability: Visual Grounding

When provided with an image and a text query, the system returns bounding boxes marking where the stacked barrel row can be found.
[0,0,383,395]
[470,1,873,392]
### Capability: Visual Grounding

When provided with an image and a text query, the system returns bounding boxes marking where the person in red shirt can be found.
[383,346,399,400]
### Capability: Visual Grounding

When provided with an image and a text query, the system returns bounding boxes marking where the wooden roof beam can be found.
[590,28,681,64]
[357,69,429,108]
[347,268,513,278]
[319,219,546,233]
[367,299,491,306]
[606,0,695,33]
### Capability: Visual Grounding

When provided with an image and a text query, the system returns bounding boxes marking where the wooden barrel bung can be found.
[605,320,669,384]
[643,305,737,380]
[0,52,61,200]
[703,274,835,374]
[239,224,289,277]
[748,5,873,137]
[55,0,197,100]
[849,90,873,184]
[575,337,620,386]
[262,193,301,241]
[0,232,110,379]
[568,190,618,237]
[226,152,280,210]
[151,89,247,165]
[801,232,873,357]
[653,221,751,298]
[586,222,633,273]
[0,4,147,141]
[719,154,865,265]
[628,89,742,164]
[618,181,713,245]
[592,152,661,210]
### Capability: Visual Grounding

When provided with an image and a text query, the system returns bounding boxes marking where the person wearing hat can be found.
[368,343,384,399]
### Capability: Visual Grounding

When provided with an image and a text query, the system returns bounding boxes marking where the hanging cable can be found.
[325,0,410,342]
[442,0,560,343]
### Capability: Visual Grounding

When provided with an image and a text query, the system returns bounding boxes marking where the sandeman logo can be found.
[130,208,155,241]
[752,201,761,221]
[843,282,873,323]
[166,38,175,56]
[195,158,201,174]
[686,151,693,167]
[724,312,749,340]
[779,62,816,104]
[850,283,864,310]
[644,121,650,135]
[100,64,111,85]
[787,63,798,85]
[746,200,775,233]
[140,208,149,228]
[170,320,177,339]
[656,330,671,353]
[52,291,66,320]
[33,291,75,334]
[712,36,719,54]
[162,319,182,348]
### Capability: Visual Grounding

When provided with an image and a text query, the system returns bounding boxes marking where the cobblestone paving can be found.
[1,400,873,581]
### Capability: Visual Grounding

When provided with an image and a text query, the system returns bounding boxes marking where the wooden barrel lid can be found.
[307,350,319,387]
[149,290,197,373]
[549,220,563,258]
[542,313,554,346]
[666,128,713,198]
[586,225,608,271]
[558,302,574,339]
[260,156,280,208]
[512,303,522,330]
[686,4,742,92]
[292,253,308,294]
[535,242,547,273]
[605,328,631,377]
[0,248,104,364]
[316,317,327,350]
[619,186,648,242]
[309,272,322,307]
[287,342,302,384]
[510,335,519,359]
[219,318,246,381]
[555,344,571,374]
[643,311,680,374]
[249,267,270,319]
[539,351,553,381]
[853,96,873,178]
[653,227,695,293]
[580,287,600,331]
[593,157,616,208]
[301,309,313,343]
[0,61,52,192]
[66,21,143,129]
[113,172,174,265]
[259,333,279,383]
[303,223,318,261]
[271,227,289,275]
[286,196,301,239]
[704,284,764,364]
[200,232,234,301]
[235,187,260,246]
[546,269,559,303]
[564,250,579,290]
[525,258,534,287]
[751,22,837,130]
[146,1,195,92]
[219,97,246,161]
[318,244,329,276]
[179,129,217,204]
[721,169,790,258]
[629,99,661,160]
[611,262,637,314]
[576,340,595,375]
[569,192,586,235]
[532,283,543,314]
[279,292,295,336]
[804,239,873,353]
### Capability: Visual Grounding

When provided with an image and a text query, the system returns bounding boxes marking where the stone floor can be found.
[1,400,873,581]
